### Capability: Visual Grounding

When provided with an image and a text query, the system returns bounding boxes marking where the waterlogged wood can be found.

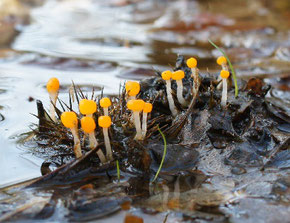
[28,147,113,188]
[0,197,49,222]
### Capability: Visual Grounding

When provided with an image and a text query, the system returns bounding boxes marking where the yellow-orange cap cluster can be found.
[186,57,197,68]
[46,77,60,93]
[127,99,145,111]
[79,99,97,115]
[98,116,112,128]
[172,70,185,80]
[217,56,227,65]
[100,97,111,108]
[143,102,153,113]
[220,70,230,79]
[125,81,140,97]
[161,70,172,80]
[61,111,78,128]
[81,116,96,133]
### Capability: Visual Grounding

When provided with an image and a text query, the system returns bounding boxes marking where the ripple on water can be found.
[13,0,152,64]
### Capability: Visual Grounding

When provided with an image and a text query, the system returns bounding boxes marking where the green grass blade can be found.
[116,160,120,182]
[152,126,167,182]
[208,39,239,97]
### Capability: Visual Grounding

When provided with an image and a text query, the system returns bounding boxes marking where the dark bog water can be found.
[0,0,289,222]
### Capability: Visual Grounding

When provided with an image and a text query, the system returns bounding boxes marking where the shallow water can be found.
[0,0,289,221]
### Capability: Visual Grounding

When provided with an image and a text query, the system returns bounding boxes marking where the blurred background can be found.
[0,0,289,186]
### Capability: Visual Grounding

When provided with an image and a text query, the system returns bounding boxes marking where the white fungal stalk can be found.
[221,78,228,108]
[103,108,109,116]
[88,131,106,163]
[222,63,229,71]
[49,92,58,122]
[176,80,187,107]
[89,132,98,149]
[97,149,107,163]
[103,127,113,161]
[142,112,148,137]
[133,111,143,140]
[70,127,82,158]
[86,114,93,118]
[165,80,178,117]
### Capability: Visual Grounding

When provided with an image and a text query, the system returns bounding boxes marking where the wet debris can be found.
[3,55,289,222]
[27,55,289,185]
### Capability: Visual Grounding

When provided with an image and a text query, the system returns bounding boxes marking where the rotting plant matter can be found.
[28,53,289,188]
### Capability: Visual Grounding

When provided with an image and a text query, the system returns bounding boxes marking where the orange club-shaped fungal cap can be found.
[127,99,145,112]
[81,116,96,133]
[46,77,60,93]
[161,70,178,116]
[186,57,197,68]
[61,111,78,128]
[161,70,172,80]
[125,81,140,97]
[125,81,133,92]
[79,99,97,115]
[143,102,153,113]
[172,70,185,80]
[172,70,187,107]
[217,56,227,65]
[100,97,111,108]
[220,70,230,79]
[61,111,82,158]
[98,116,112,128]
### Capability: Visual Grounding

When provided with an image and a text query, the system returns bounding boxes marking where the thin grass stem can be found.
[116,160,120,182]
[152,125,167,182]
